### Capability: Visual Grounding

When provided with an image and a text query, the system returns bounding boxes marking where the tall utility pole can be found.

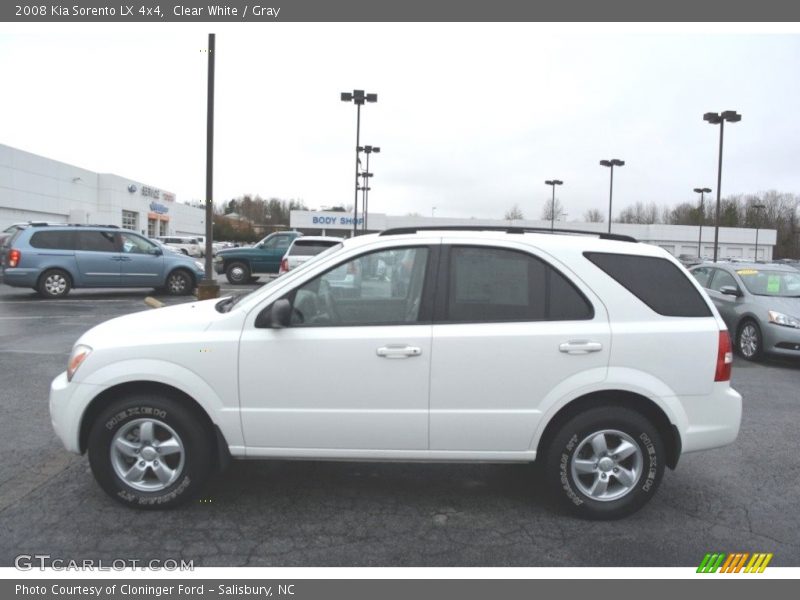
[599,159,624,233]
[544,180,563,232]
[694,187,711,259]
[341,90,377,237]
[703,110,742,262]
[753,203,766,261]
[197,33,220,300]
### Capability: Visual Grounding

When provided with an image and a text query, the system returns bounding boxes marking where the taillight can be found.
[715,330,733,382]
[8,248,20,268]
[279,258,289,274]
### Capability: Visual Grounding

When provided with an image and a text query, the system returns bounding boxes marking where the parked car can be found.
[214,231,302,284]
[151,239,182,256]
[279,236,343,275]
[690,262,800,360]
[1,225,206,297]
[49,226,741,519]
[155,236,203,258]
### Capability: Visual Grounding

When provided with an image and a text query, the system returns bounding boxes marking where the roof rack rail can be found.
[31,223,121,228]
[378,225,637,243]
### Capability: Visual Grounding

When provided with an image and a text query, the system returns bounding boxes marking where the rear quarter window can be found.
[289,241,339,256]
[585,252,712,317]
[29,230,77,250]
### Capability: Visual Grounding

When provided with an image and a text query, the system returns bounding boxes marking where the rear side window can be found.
[77,231,118,252]
[29,231,77,250]
[442,246,593,323]
[289,241,339,256]
[585,252,712,317]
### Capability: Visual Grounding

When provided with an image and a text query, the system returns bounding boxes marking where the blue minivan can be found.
[1,225,206,298]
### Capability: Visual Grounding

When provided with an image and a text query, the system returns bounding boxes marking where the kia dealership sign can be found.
[290,210,387,231]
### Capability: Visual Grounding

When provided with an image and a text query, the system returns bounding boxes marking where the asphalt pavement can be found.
[0,279,798,567]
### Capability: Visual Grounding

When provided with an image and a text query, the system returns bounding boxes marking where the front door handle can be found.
[559,340,603,355]
[376,345,422,359]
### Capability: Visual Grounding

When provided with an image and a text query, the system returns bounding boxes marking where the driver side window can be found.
[287,247,430,327]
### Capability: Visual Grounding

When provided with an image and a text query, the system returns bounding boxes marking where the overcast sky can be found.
[1,24,799,220]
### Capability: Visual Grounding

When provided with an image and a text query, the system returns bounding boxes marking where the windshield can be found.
[736,269,800,297]
[216,242,344,312]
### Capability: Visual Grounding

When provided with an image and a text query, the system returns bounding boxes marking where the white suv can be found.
[49,227,741,519]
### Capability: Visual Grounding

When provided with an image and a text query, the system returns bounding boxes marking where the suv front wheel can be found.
[87,393,213,509]
[543,406,665,520]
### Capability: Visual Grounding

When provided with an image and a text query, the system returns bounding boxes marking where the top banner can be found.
[4,0,800,22]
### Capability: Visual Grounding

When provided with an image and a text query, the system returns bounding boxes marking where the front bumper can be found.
[49,371,98,454]
[763,323,800,357]
[680,383,742,454]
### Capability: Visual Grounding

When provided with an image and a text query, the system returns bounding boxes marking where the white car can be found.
[279,236,343,274]
[49,227,741,518]
[155,236,203,258]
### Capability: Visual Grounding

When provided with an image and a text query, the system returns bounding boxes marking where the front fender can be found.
[79,359,244,448]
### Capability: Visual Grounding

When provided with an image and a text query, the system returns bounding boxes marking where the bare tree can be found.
[583,208,605,223]
[617,201,660,224]
[504,204,524,220]
[540,198,564,222]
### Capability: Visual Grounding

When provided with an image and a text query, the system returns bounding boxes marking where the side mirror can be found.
[255,298,292,329]
[152,247,163,256]
[719,285,742,297]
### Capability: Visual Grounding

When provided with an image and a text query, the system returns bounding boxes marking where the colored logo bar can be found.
[697,552,773,573]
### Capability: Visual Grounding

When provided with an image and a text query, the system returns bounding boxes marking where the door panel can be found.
[118,233,165,286]
[73,231,120,286]
[238,325,432,450]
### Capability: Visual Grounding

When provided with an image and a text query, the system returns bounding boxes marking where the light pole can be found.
[358,145,380,231]
[341,89,377,237]
[600,159,624,233]
[431,206,437,218]
[694,187,711,259]
[544,179,563,232]
[197,32,220,300]
[358,170,372,232]
[703,110,742,262]
[753,203,766,261]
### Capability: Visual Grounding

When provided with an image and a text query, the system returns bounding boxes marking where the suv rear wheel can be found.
[225,261,251,285]
[543,406,665,520]
[87,393,213,509]
[38,269,72,298]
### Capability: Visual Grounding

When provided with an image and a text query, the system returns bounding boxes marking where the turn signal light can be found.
[279,258,289,274]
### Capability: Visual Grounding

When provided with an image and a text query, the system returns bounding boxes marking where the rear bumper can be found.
[680,384,742,454]
[1,267,39,287]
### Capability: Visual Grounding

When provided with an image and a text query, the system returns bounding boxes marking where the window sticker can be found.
[766,276,781,294]
[736,269,758,276]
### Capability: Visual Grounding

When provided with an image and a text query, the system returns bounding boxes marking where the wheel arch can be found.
[535,390,682,470]
[78,380,231,470]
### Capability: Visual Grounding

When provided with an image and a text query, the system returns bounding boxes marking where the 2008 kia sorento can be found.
[49,227,742,519]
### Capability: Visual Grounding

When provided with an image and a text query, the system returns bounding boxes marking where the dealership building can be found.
[0,143,204,237]
[290,210,777,261]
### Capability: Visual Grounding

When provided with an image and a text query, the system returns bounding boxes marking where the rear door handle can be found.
[559,340,603,355]
[376,345,422,359]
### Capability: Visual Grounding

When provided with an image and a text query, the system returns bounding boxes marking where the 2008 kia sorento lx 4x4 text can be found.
[49,227,742,519]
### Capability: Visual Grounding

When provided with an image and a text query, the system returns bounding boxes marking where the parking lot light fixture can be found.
[358,145,380,231]
[341,90,378,236]
[694,187,712,259]
[600,159,624,233]
[703,110,742,262]
[544,179,563,232]
[753,203,767,261]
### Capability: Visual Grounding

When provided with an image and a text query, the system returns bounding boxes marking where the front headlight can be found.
[768,310,800,329]
[194,261,205,270]
[67,344,92,382]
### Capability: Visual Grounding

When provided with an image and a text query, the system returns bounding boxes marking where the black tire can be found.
[37,269,72,298]
[165,269,194,296]
[543,406,665,520]
[736,319,763,361]
[87,393,214,509]
[225,261,251,285]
